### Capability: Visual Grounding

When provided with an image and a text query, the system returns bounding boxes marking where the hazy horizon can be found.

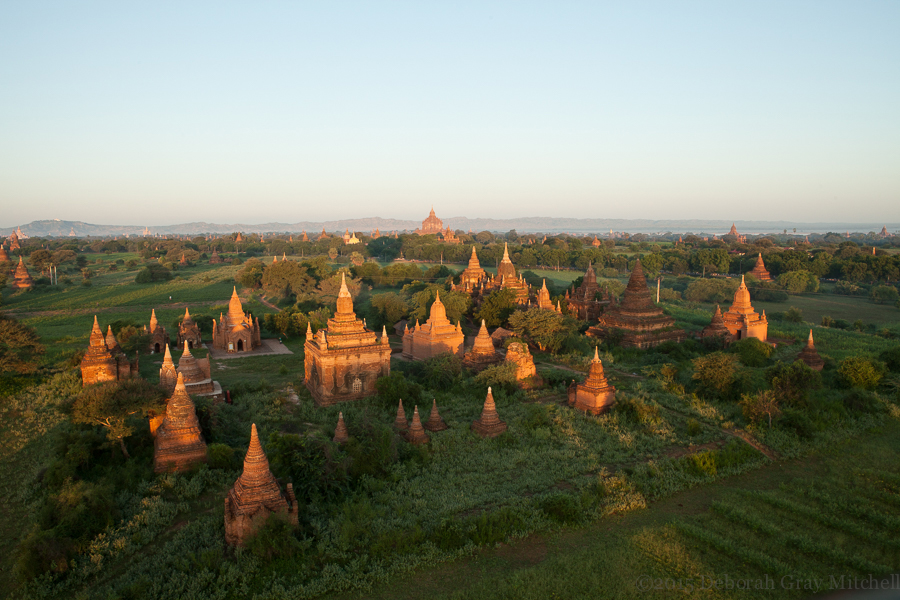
[2,2,898,225]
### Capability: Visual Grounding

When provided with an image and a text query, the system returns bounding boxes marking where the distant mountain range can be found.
[1,218,897,238]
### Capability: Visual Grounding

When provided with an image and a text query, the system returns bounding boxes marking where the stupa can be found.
[504,342,541,388]
[209,248,222,264]
[748,253,772,282]
[333,412,349,444]
[402,290,465,361]
[177,307,202,349]
[0,245,9,262]
[423,399,448,432]
[212,287,261,352]
[10,256,34,290]
[405,406,430,445]
[587,260,685,348]
[471,387,507,438]
[80,316,139,386]
[536,279,557,311]
[701,305,733,342]
[567,348,616,414]
[722,276,768,342]
[172,341,222,398]
[224,424,299,546]
[462,319,502,371]
[393,399,409,431]
[567,264,606,321]
[147,309,170,354]
[797,330,825,371]
[452,246,487,293]
[153,373,208,473]
[304,274,391,405]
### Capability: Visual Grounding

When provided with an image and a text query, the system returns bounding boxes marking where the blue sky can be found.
[1,1,898,225]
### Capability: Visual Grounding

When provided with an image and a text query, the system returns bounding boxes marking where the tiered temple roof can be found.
[10,256,33,290]
[701,305,732,342]
[748,253,772,282]
[416,207,444,235]
[587,260,685,349]
[723,276,768,342]
[224,424,298,546]
[797,330,825,371]
[153,373,208,473]
[405,406,430,445]
[424,399,448,432]
[453,246,487,293]
[471,387,507,438]
[304,273,391,405]
[462,319,502,371]
[536,279,557,311]
[567,348,616,414]
[402,290,465,361]
[567,263,606,321]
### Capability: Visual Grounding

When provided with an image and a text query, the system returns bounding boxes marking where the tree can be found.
[236,258,265,288]
[870,285,899,305]
[29,250,52,274]
[475,289,517,327]
[261,261,316,300]
[692,352,739,397]
[370,292,411,325]
[508,307,577,352]
[838,357,886,390]
[740,390,781,427]
[70,380,167,458]
[407,286,470,323]
[778,270,819,293]
[0,314,44,375]
[767,360,821,405]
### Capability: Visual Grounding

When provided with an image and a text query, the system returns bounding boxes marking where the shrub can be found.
[870,285,899,305]
[739,390,781,427]
[692,352,740,397]
[879,346,900,373]
[538,493,583,525]
[838,357,886,390]
[207,443,236,469]
[728,337,773,367]
[375,371,423,409]
[784,307,803,323]
[766,360,821,405]
[245,514,303,561]
[686,418,702,436]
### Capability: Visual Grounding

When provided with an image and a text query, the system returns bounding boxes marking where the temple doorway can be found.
[154,343,161,353]
[237,339,244,351]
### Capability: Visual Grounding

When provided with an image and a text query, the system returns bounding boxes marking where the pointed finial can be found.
[593,347,599,362]
[338,272,350,297]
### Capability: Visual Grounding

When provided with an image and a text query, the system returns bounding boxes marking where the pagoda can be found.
[441,226,461,244]
[224,424,299,546]
[535,279,557,311]
[333,413,349,444]
[566,263,607,321]
[304,273,391,406]
[471,387,507,438]
[405,406,430,445]
[0,245,9,262]
[317,228,330,241]
[452,246,487,293]
[402,290,465,361]
[797,330,825,371]
[171,341,222,398]
[586,260,685,348]
[153,373,208,473]
[10,256,34,290]
[415,207,444,235]
[462,319,502,371]
[722,276,768,342]
[504,342,541,388]
[701,305,733,342]
[726,223,747,243]
[147,309,170,354]
[567,348,616,414]
[423,399,448,432]
[8,231,20,251]
[209,248,222,264]
[393,399,409,431]
[80,317,139,386]
[748,253,772,282]
[177,307,202,349]
[212,287,261,353]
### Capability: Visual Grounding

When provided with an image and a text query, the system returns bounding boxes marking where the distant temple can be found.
[212,288,261,353]
[317,228,330,241]
[568,348,616,414]
[722,276,768,342]
[726,223,747,243]
[146,309,170,354]
[7,230,20,251]
[402,290,465,361]
[304,273,391,406]
[748,253,772,282]
[153,373,207,473]
[224,424,299,546]
[566,263,606,321]
[587,260,685,348]
[441,226,461,244]
[452,246,487,293]
[80,317,139,386]
[797,330,824,371]
[462,319,502,371]
[416,207,444,236]
[10,256,34,290]
[209,248,223,264]
[0,245,8,262]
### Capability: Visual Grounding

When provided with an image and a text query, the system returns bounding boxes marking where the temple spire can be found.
[333,412,349,444]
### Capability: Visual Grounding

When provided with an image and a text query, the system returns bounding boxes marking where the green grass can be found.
[753,293,899,326]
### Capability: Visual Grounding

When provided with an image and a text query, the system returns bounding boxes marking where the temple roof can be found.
[105,326,122,355]
[227,287,245,321]
[227,424,288,515]
[177,341,206,382]
[728,276,755,315]
[162,373,201,431]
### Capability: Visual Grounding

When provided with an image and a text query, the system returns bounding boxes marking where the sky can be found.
[1,1,898,226]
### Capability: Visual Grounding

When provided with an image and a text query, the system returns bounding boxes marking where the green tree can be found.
[692,352,739,396]
[739,390,781,427]
[767,360,821,405]
[508,307,577,352]
[29,249,52,273]
[475,288,517,327]
[371,292,411,325]
[407,286,470,323]
[236,258,266,289]
[838,357,886,390]
[0,314,44,375]
[870,285,899,305]
[778,270,819,293]
[261,260,316,299]
[70,380,167,458]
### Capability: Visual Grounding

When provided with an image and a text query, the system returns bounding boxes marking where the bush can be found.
[784,307,803,323]
[870,285,899,305]
[879,346,900,373]
[728,337,773,367]
[838,357,886,390]
[752,288,788,302]
[245,514,302,562]
[375,372,422,409]
[692,352,740,397]
[538,493,583,525]
[207,443,236,469]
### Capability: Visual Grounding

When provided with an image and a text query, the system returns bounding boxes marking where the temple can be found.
[535,279,557,311]
[304,273,392,406]
[504,342,541,388]
[7,230,21,251]
[405,406,430,445]
[10,256,34,290]
[567,348,616,414]
[80,317,139,386]
[147,309,170,354]
[471,387,507,438]
[153,373,208,473]
[566,264,606,321]
[402,291,466,361]
[177,307,202,349]
[587,260,686,348]
[726,223,747,243]
[452,246,487,293]
[462,319,502,371]
[0,244,9,263]
[224,424,299,546]
[212,288,261,353]
[333,413,349,444]
[748,253,772,282]
[797,330,825,371]
[209,248,222,264]
[423,399,448,432]
[416,207,444,235]
[441,227,461,244]
[161,341,223,399]
[700,305,732,342]
[722,276,768,342]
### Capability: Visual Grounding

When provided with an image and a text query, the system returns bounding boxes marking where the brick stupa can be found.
[153,373,208,473]
[701,305,732,342]
[333,412,349,444]
[748,253,773,282]
[567,263,607,321]
[723,276,768,342]
[587,259,685,348]
[147,309,170,354]
[304,273,391,405]
[471,387,507,438]
[505,341,542,388]
[10,256,34,290]
[224,424,299,546]
[452,246,487,293]
[177,307,202,349]
[423,399,448,432]
[80,316,139,386]
[0,245,9,263]
[402,290,465,361]
[567,348,616,414]
[393,399,409,432]
[405,406,430,445]
[463,319,502,371]
[797,330,825,371]
[209,247,222,264]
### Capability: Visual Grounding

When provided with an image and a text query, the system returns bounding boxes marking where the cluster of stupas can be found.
[80,316,140,386]
[159,341,223,399]
[699,276,769,343]
[304,273,392,406]
[587,259,686,349]
[212,287,261,353]
[402,290,466,361]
